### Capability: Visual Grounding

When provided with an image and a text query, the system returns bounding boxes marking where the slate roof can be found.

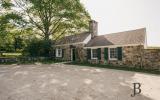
[85,28,146,47]
[55,32,90,45]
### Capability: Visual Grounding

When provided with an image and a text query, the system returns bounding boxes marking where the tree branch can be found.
[54,29,67,41]
[14,0,45,34]
[49,17,63,35]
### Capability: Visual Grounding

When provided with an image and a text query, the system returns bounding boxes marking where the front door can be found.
[71,49,76,61]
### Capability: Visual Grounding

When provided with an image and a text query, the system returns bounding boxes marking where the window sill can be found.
[56,56,62,58]
[109,58,117,61]
[91,58,98,60]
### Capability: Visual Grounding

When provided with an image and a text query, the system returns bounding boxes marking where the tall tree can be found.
[0,0,33,52]
[14,0,91,40]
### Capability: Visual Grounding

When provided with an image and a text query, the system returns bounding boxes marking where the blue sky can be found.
[81,0,160,46]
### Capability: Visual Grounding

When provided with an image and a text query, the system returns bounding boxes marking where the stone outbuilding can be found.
[54,20,160,70]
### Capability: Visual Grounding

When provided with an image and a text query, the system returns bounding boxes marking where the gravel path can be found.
[0,63,159,100]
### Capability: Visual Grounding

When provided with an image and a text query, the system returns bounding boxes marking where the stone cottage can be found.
[54,20,160,69]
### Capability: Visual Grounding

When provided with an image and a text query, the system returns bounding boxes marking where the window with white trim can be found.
[56,49,62,57]
[109,48,118,60]
[91,49,97,59]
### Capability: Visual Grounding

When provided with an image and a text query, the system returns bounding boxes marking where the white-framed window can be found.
[56,49,62,57]
[109,48,118,60]
[91,49,97,59]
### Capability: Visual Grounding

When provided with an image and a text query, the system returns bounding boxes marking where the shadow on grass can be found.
[66,62,160,75]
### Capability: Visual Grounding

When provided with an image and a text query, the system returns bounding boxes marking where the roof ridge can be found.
[98,28,146,37]
[85,28,146,47]
[55,31,90,45]
[64,31,89,38]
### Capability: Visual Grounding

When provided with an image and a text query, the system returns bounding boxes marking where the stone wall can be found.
[86,45,160,70]
[55,44,160,70]
[122,46,160,70]
[54,44,87,61]
[143,49,160,69]
[121,45,144,68]
[54,45,70,61]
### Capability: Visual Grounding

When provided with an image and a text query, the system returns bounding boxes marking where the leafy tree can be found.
[0,0,34,52]
[14,0,91,40]
[0,0,90,57]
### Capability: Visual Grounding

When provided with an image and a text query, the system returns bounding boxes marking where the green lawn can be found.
[2,53,22,56]
[0,53,22,58]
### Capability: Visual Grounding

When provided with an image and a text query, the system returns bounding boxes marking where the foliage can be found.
[14,36,25,51]
[0,25,35,52]
[13,0,91,40]
[23,39,53,57]
[0,1,31,52]
[0,0,13,9]
[0,0,91,57]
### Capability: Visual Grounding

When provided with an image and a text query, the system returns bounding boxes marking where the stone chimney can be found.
[89,20,98,38]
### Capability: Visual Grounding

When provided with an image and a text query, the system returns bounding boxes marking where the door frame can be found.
[71,49,73,61]
[71,48,75,61]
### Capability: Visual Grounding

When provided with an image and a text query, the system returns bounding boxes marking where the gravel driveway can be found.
[0,63,159,100]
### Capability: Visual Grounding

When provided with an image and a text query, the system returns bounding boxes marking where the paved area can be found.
[0,63,159,100]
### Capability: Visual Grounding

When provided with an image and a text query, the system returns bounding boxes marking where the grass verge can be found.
[67,62,160,75]
[0,60,60,65]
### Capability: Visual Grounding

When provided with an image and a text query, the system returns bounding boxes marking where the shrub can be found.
[23,39,53,57]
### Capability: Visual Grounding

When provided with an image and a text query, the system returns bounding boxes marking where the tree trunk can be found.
[44,34,50,40]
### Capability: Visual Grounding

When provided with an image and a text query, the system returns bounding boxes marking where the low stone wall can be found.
[121,45,144,68]
[122,46,160,70]
[0,58,18,63]
[143,49,160,69]
[86,45,160,70]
